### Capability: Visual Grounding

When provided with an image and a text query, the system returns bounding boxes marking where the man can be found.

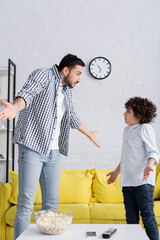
[0,54,100,239]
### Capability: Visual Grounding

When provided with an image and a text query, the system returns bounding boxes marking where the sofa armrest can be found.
[0,182,12,240]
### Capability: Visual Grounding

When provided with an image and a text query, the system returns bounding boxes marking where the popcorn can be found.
[36,211,72,234]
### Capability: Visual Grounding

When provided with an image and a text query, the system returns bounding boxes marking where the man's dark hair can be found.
[57,54,85,72]
[125,97,157,124]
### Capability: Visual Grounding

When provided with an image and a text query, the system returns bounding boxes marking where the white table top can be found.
[17,224,149,240]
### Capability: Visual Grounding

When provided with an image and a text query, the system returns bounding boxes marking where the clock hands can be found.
[97,65,101,73]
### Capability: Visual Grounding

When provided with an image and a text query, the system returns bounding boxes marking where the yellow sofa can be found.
[1,166,160,240]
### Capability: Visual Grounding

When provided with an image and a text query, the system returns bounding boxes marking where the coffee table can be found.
[17,224,149,239]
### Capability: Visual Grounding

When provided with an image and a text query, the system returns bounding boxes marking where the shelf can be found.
[0,68,14,76]
[0,128,13,132]
[0,159,12,162]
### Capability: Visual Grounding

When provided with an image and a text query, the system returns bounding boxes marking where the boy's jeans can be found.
[122,184,159,240]
[14,144,61,239]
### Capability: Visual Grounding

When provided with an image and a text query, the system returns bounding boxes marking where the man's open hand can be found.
[89,130,100,148]
[0,99,16,121]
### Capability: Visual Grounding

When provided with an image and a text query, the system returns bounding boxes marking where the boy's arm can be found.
[107,162,121,184]
[141,125,160,165]
[141,125,160,181]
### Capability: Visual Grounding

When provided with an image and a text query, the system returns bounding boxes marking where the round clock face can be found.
[89,57,111,80]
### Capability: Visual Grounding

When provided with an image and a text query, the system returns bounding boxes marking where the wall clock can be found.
[89,57,111,80]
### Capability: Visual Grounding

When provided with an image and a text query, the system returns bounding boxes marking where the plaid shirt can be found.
[13,65,82,156]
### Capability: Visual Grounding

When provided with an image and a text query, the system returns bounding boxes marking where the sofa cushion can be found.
[154,164,160,199]
[5,205,41,226]
[154,174,160,199]
[155,163,160,182]
[56,204,90,223]
[89,201,160,225]
[59,171,93,203]
[5,201,160,227]
[154,200,160,225]
[8,170,42,205]
[8,170,93,205]
[5,203,90,226]
[93,170,123,203]
[90,203,126,223]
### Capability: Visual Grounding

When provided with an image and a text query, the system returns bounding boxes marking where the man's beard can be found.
[63,74,74,88]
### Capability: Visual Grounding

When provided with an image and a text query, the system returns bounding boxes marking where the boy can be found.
[107,97,159,240]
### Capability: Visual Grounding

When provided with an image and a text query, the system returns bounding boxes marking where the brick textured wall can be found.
[0,0,160,182]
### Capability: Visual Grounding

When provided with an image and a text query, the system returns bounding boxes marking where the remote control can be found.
[102,228,117,238]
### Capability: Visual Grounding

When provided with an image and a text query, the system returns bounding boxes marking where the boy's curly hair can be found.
[125,97,157,124]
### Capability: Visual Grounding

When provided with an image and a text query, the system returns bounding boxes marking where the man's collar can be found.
[52,64,62,81]
[52,64,71,90]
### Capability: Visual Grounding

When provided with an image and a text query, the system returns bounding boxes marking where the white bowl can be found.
[33,209,74,235]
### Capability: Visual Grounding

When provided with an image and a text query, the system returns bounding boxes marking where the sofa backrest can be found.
[8,164,160,205]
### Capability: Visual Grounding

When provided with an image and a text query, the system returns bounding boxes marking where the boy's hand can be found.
[107,170,119,184]
[143,158,155,181]
[143,166,153,181]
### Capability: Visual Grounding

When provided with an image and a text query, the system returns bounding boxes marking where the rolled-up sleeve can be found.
[69,90,82,128]
[70,108,82,129]
[141,124,160,164]
[15,69,48,107]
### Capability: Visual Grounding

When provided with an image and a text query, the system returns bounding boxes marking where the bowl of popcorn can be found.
[33,210,74,235]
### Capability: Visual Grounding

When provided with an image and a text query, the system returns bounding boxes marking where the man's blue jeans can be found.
[14,144,61,239]
[122,184,159,240]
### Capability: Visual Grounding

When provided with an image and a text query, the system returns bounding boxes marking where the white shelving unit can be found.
[0,130,13,161]
[0,69,14,101]
[0,60,16,183]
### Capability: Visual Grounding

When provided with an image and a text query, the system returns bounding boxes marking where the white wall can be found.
[0,0,160,181]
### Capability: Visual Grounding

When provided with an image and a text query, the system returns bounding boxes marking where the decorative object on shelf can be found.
[89,57,111,80]
[0,59,16,182]
[0,154,5,159]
